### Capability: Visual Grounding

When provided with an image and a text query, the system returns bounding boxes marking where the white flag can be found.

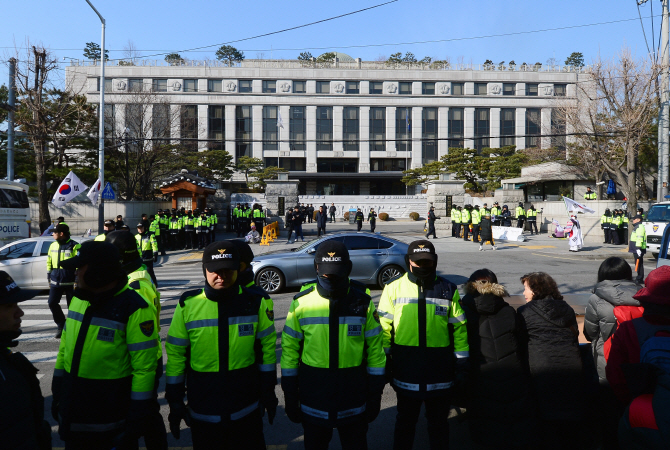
[87,177,102,205]
[277,111,284,129]
[52,171,88,207]
[562,196,596,214]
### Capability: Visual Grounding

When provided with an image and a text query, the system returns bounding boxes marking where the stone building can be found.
[66,55,587,197]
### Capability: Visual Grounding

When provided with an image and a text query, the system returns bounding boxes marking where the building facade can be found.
[67,56,587,195]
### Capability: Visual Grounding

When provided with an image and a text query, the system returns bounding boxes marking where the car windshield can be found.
[293,238,320,252]
[647,204,670,222]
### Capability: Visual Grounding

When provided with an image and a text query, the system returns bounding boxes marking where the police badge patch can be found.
[266,309,274,321]
[348,325,362,336]
[435,306,448,316]
[238,324,254,337]
[139,320,155,337]
[373,310,380,323]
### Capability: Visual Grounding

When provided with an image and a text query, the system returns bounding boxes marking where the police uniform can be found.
[461,207,471,241]
[281,241,385,450]
[158,211,169,254]
[515,203,526,229]
[377,240,468,450]
[208,208,219,242]
[52,242,159,449]
[166,241,277,450]
[584,189,597,200]
[630,217,647,284]
[136,225,159,287]
[526,207,538,234]
[252,208,264,231]
[233,204,241,237]
[168,214,181,251]
[182,213,196,250]
[451,207,461,238]
[355,209,364,232]
[368,210,377,233]
[46,224,80,336]
[196,213,210,250]
[94,220,115,242]
[471,207,481,243]
[490,204,501,226]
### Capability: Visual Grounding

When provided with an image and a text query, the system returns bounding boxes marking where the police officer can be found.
[377,240,469,450]
[461,205,472,241]
[196,210,210,250]
[451,206,461,238]
[233,203,241,236]
[601,209,611,244]
[208,207,219,241]
[107,231,167,450]
[150,214,166,257]
[368,208,377,233]
[182,210,196,250]
[515,202,526,229]
[355,208,364,232]
[526,205,538,235]
[0,271,51,450]
[157,210,169,254]
[115,214,125,229]
[584,186,597,200]
[425,206,439,239]
[630,215,647,284]
[52,241,159,449]
[166,241,277,449]
[136,223,159,287]
[471,205,481,243]
[47,223,79,338]
[94,219,115,241]
[169,212,181,251]
[281,240,386,450]
[622,210,630,245]
[611,210,622,245]
[490,202,501,226]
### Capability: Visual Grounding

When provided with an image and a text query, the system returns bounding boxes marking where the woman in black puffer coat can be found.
[583,257,641,450]
[460,269,535,449]
[517,272,587,450]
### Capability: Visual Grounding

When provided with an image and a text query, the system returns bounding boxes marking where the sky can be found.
[0,0,663,84]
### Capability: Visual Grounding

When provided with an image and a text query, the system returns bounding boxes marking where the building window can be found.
[316,81,330,94]
[346,81,359,94]
[128,78,143,92]
[474,108,490,151]
[208,79,222,92]
[289,106,306,150]
[500,108,516,147]
[448,108,464,148]
[262,106,278,151]
[503,83,515,96]
[343,107,359,152]
[125,104,142,138]
[422,82,435,95]
[369,107,386,152]
[370,179,406,195]
[526,108,541,148]
[399,82,412,95]
[423,107,438,164]
[104,104,115,137]
[474,83,487,95]
[293,80,306,93]
[262,80,276,93]
[181,105,198,151]
[451,83,464,96]
[316,107,333,151]
[554,84,567,97]
[152,79,167,92]
[371,159,407,171]
[236,105,252,158]
[526,83,538,96]
[551,109,566,151]
[315,180,360,195]
[183,79,197,93]
[265,157,305,171]
[239,80,252,93]
[208,105,224,150]
[153,104,170,147]
[97,77,113,92]
[317,159,358,173]
[370,81,383,94]
[396,108,411,152]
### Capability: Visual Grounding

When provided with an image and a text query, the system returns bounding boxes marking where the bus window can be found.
[0,189,29,209]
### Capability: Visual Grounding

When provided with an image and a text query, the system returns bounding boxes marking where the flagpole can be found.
[405,107,409,196]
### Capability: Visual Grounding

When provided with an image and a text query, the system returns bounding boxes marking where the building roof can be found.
[323,52,355,62]
[159,169,216,190]
[501,162,591,186]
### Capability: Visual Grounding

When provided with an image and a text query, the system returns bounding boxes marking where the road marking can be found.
[21,308,64,316]
[20,319,55,329]
[18,333,58,343]
[21,300,51,306]
[177,252,203,261]
[519,245,556,250]
[22,351,58,363]
[531,252,588,261]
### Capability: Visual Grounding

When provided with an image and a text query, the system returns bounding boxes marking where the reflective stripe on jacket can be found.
[47,239,80,286]
[281,281,385,425]
[378,272,468,398]
[632,223,647,250]
[471,210,481,225]
[165,286,276,421]
[135,233,158,262]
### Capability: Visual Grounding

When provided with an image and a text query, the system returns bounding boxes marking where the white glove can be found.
[636,249,642,257]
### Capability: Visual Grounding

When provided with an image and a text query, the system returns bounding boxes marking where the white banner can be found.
[562,196,596,214]
[492,226,524,241]
[87,177,102,205]
[52,171,88,207]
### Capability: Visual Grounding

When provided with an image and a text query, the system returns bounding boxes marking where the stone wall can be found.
[265,180,299,217]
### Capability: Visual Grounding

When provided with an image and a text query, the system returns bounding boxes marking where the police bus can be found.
[643,201,670,258]
[0,180,31,244]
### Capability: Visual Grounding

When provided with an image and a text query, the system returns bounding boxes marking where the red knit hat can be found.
[633,265,670,305]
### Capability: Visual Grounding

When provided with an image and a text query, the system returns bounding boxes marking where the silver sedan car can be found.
[251,232,409,294]
[0,236,92,290]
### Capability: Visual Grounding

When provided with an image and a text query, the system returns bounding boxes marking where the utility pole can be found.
[7,58,16,181]
[659,0,669,201]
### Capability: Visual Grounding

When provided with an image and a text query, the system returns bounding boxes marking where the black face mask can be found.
[410,265,436,281]
[317,274,349,294]
[0,329,21,347]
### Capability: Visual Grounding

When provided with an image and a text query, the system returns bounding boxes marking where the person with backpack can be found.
[583,257,643,450]
[606,266,670,449]
[459,269,534,449]
[517,272,587,449]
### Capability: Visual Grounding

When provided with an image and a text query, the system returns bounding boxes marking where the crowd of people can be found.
[2,227,669,449]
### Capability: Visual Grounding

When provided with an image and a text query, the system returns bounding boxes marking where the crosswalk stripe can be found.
[21,308,64,316]
[21,351,58,363]
[18,332,57,343]
[21,300,51,306]
[20,319,56,329]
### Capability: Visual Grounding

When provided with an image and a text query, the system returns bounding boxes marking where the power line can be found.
[638,2,652,55]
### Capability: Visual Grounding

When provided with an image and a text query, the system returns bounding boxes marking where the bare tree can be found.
[374,54,387,62]
[122,40,141,65]
[557,48,661,215]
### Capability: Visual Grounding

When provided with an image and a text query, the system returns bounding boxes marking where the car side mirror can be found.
[307,248,315,254]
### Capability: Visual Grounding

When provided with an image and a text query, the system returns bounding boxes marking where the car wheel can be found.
[378,264,404,288]
[256,267,285,294]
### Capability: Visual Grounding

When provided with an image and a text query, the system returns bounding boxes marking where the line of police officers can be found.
[9,233,468,450]
[449,201,540,241]
[232,203,266,238]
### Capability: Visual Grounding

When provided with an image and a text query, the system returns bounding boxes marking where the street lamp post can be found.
[124,128,130,200]
[85,0,105,233]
